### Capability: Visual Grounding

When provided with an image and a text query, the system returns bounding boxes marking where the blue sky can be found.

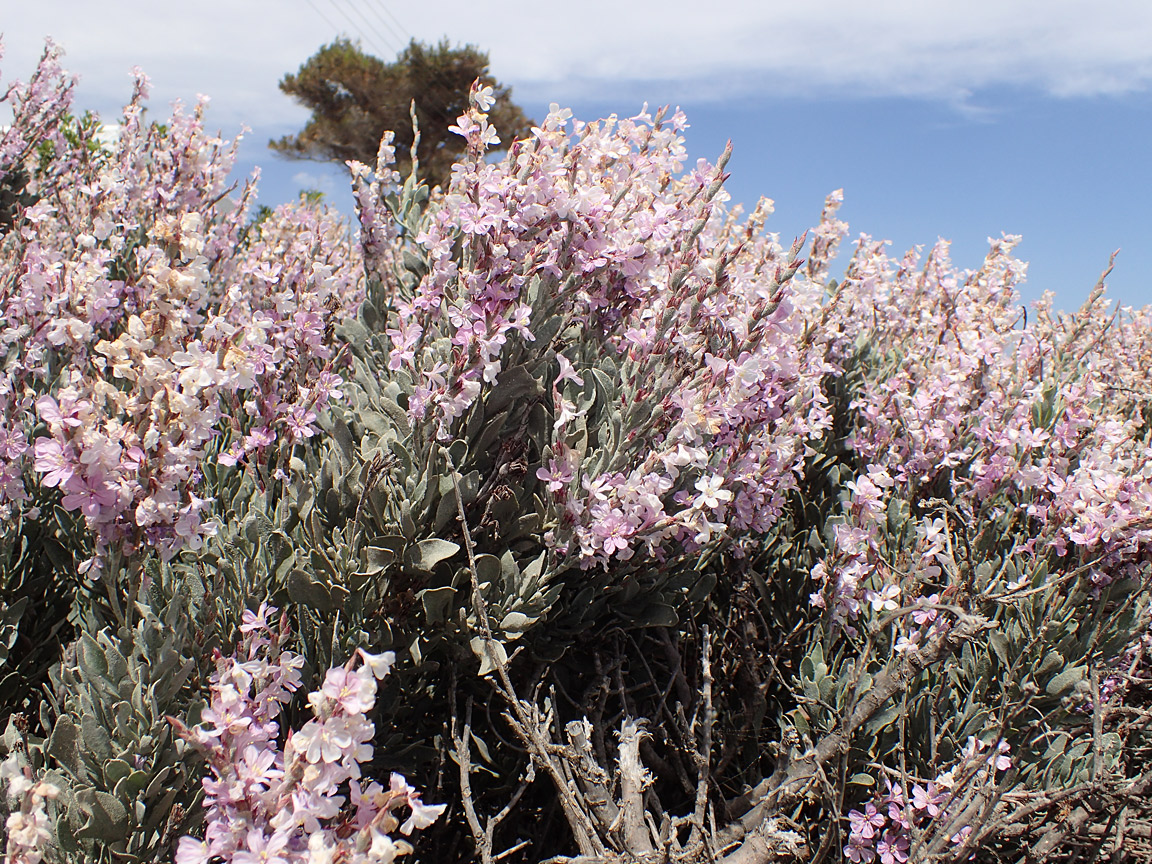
[4,0,1152,312]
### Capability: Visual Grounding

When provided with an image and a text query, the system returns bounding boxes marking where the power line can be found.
[340,0,404,56]
[370,0,412,41]
[327,0,393,58]
[303,0,344,39]
[362,0,410,49]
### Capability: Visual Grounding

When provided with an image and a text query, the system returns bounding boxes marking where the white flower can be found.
[400,798,448,835]
[472,85,495,112]
[694,474,733,510]
[358,649,396,680]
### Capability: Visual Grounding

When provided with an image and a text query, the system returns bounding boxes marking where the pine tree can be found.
[272,38,532,189]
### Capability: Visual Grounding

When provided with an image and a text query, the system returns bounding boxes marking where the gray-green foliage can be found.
[3,574,209,863]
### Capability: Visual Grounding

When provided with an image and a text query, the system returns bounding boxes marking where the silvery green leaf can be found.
[486,365,543,415]
[401,247,427,274]
[1046,664,1086,697]
[469,636,508,677]
[405,539,460,572]
[499,611,533,635]
[143,765,173,801]
[48,717,83,779]
[519,551,546,594]
[0,596,27,646]
[865,703,900,734]
[3,716,21,753]
[640,603,678,628]
[56,814,80,854]
[686,573,717,604]
[287,569,335,610]
[514,513,541,539]
[82,713,112,762]
[433,491,457,533]
[1036,650,1063,679]
[113,770,149,800]
[363,545,396,575]
[377,396,412,433]
[988,629,1010,667]
[472,554,502,590]
[74,788,129,841]
[102,758,132,789]
[471,410,509,457]
[79,632,107,680]
[338,316,371,348]
[418,586,456,625]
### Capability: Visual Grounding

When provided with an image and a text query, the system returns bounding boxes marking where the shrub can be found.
[1,44,1150,864]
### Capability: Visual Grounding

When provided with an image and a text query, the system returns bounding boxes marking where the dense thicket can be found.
[2,42,1151,864]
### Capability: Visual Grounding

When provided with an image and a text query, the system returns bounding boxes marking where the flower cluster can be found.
[844,737,1012,862]
[802,200,1152,622]
[1,750,60,864]
[175,604,444,864]
[0,44,362,565]
[356,83,834,570]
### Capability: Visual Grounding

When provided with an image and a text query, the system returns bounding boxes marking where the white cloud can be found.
[3,0,1152,131]
[291,170,336,194]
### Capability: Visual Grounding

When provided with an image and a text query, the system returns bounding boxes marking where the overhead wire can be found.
[373,0,412,39]
[302,0,344,40]
[338,0,403,56]
[299,0,503,180]
[363,0,410,47]
[326,0,392,58]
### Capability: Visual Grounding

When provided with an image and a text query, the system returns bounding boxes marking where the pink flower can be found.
[61,471,119,519]
[877,831,909,864]
[537,458,573,493]
[844,836,877,863]
[321,666,377,716]
[174,836,211,864]
[848,803,886,840]
[33,438,74,488]
[232,828,289,864]
[240,602,276,634]
[911,783,943,817]
[555,353,584,387]
[291,718,354,764]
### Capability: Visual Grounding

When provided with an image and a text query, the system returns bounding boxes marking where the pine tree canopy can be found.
[272,38,532,189]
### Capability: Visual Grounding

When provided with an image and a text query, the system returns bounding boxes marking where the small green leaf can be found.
[1046,664,1086,697]
[287,569,335,611]
[405,539,460,572]
[988,630,1010,667]
[74,789,129,841]
[48,717,83,779]
[469,636,508,677]
[79,632,108,680]
[642,604,679,628]
[417,586,456,625]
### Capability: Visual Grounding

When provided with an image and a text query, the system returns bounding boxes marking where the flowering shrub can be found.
[1,40,1151,864]
[343,84,831,577]
[1,42,362,569]
[173,604,443,864]
[807,218,1152,625]
[843,737,1012,862]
